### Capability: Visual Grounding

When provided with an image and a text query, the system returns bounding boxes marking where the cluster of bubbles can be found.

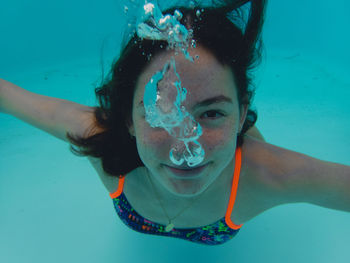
[136,2,195,61]
[143,57,204,167]
[123,0,246,14]
[135,0,207,167]
[123,0,210,167]
[137,1,205,167]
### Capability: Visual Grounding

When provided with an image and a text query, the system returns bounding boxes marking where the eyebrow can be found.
[138,95,233,109]
[192,95,233,110]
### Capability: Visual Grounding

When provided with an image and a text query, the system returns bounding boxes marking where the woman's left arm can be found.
[285,154,350,213]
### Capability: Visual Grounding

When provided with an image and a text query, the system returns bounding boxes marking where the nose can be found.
[169,139,205,167]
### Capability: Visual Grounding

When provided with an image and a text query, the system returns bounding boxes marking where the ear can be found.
[126,117,135,137]
[239,104,249,133]
[129,125,135,137]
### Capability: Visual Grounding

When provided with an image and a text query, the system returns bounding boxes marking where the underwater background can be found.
[1,0,349,262]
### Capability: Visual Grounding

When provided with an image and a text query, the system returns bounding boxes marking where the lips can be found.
[168,165,204,170]
[164,163,208,177]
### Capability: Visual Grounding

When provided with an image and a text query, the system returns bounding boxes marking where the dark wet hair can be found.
[66,0,267,178]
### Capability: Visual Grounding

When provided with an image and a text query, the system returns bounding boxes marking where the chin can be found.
[158,162,214,197]
[166,176,209,197]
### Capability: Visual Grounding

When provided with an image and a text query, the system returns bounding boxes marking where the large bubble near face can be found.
[136,1,194,61]
[143,58,205,167]
[134,0,206,167]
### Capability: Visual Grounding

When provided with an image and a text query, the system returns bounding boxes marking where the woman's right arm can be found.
[0,78,96,143]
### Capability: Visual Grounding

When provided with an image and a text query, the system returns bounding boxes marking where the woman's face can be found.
[129,45,248,198]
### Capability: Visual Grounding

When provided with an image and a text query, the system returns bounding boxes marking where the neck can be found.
[144,157,236,209]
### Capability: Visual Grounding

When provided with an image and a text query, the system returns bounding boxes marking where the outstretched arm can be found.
[285,153,350,213]
[0,78,96,142]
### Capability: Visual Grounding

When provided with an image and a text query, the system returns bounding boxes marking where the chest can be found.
[88,149,283,228]
[119,165,273,228]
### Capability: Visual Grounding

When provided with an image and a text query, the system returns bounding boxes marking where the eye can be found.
[201,110,225,119]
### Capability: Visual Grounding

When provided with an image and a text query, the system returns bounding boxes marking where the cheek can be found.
[199,119,238,154]
[140,128,168,147]
[136,122,170,156]
[201,123,236,153]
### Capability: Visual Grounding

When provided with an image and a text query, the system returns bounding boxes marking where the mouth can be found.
[164,163,209,178]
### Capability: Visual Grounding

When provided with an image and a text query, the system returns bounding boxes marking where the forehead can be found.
[134,45,237,104]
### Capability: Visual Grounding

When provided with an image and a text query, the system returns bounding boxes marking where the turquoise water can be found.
[1,0,349,262]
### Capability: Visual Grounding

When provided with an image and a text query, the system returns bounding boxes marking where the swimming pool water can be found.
[1,1,349,262]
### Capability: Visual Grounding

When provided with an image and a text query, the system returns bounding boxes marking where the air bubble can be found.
[174,10,183,20]
[124,6,129,13]
[143,58,205,167]
[191,39,196,48]
[137,1,205,167]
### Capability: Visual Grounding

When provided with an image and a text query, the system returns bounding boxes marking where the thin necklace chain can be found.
[145,169,211,226]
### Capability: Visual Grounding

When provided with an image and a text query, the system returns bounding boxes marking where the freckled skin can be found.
[128,45,248,203]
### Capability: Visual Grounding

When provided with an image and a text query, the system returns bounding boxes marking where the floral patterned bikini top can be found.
[109,147,243,245]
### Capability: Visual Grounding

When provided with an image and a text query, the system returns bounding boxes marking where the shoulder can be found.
[242,136,350,213]
[241,136,309,202]
[243,135,307,179]
[77,106,107,139]
[87,156,143,194]
[84,108,143,195]
[230,136,310,224]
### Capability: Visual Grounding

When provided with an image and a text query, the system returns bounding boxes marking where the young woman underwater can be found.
[0,0,349,246]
